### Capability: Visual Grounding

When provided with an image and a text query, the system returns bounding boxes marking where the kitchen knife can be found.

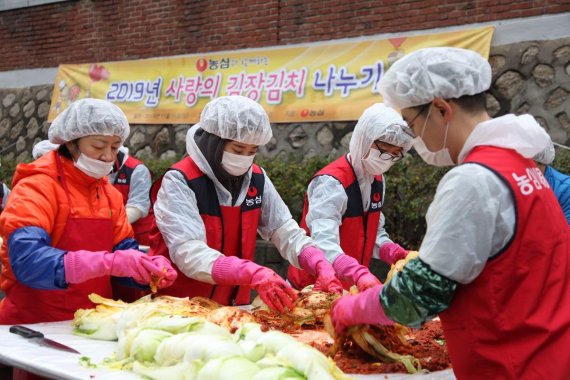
[9,325,80,354]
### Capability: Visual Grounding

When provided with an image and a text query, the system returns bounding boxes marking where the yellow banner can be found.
[48,26,493,124]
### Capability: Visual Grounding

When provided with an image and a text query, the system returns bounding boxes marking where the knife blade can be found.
[9,325,80,354]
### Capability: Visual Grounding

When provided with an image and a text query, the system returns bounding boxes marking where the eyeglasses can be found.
[404,103,432,137]
[374,141,404,162]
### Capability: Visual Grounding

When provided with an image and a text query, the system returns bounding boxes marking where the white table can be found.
[0,322,455,380]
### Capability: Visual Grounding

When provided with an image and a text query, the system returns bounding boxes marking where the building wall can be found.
[1,0,569,71]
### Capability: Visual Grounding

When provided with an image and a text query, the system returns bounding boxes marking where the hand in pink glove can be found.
[64,249,175,286]
[333,254,381,292]
[378,242,408,265]
[141,255,178,289]
[212,256,298,312]
[250,268,298,312]
[299,246,343,294]
[331,284,393,335]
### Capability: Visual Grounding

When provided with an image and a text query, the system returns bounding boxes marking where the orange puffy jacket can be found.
[0,150,133,292]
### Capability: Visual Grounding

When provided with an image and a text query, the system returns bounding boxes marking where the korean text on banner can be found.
[48,26,494,124]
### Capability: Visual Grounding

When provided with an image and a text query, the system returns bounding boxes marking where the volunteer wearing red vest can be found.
[330,47,570,379]
[110,146,153,245]
[151,96,342,312]
[0,99,176,326]
[288,103,413,292]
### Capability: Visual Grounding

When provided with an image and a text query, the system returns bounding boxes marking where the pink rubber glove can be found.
[379,242,408,265]
[331,284,394,334]
[64,249,175,286]
[298,246,343,294]
[332,254,381,292]
[212,256,298,312]
[141,255,178,289]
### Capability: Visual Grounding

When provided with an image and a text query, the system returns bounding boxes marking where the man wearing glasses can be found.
[288,103,413,292]
[330,47,570,379]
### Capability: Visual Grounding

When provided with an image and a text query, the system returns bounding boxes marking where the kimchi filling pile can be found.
[252,290,450,374]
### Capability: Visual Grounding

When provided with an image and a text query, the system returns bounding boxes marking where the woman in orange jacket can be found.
[0,99,176,326]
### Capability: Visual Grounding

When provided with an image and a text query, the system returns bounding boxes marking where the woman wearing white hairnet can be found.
[151,96,342,312]
[0,99,176,327]
[32,140,154,244]
[288,103,412,292]
[534,139,570,224]
[110,146,153,245]
[330,47,570,379]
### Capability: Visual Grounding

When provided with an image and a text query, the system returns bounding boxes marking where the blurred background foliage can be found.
[2,148,569,250]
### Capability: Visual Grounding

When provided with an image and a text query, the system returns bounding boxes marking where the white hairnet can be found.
[379,47,492,109]
[48,99,130,144]
[199,96,272,145]
[32,140,59,159]
[349,103,412,164]
[534,138,555,165]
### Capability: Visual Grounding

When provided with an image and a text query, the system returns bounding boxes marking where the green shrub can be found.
[144,157,182,180]
[2,147,569,250]
[257,153,445,249]
[0,159,22,187]
[256,155,332,222]
[552,147,570,173]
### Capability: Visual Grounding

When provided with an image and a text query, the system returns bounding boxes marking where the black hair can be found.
[452,92,487,114]
[57,140,78,159]
[412,92,487,115]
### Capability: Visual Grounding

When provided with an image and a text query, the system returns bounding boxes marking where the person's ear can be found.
[432,98,453,123]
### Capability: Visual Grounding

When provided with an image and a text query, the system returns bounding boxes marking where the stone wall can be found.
[1,37,569,162]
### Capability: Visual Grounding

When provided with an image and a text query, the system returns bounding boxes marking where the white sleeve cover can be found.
[305,175,348,263]
[126,207,144,224]
[419,164,515,284]
[125,165,152,218]
[257,171,313,268]
[373,213,395,259]
[1,184,9,210]
[153,170,222,284]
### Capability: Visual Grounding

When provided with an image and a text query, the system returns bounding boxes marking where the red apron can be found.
[288,155,383,290]
[0,155,114,324]
[439,146,570,379]
[151,157,263,305]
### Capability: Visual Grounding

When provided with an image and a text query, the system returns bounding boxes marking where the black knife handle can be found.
[9,325,44,339]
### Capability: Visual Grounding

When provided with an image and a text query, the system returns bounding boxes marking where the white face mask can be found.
[74,153,114,179]
[413,105,455,167]
[221,151,255,176]
[362,149,393,175]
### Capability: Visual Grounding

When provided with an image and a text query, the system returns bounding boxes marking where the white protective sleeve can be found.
[419,164,515,284]
[153,170,222,283]
[125,165,152,219]
[372,213,396,259]
[1,184,9,210]
[305,175,347,264]
[258,170,313,268]
[126,207,144,224]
